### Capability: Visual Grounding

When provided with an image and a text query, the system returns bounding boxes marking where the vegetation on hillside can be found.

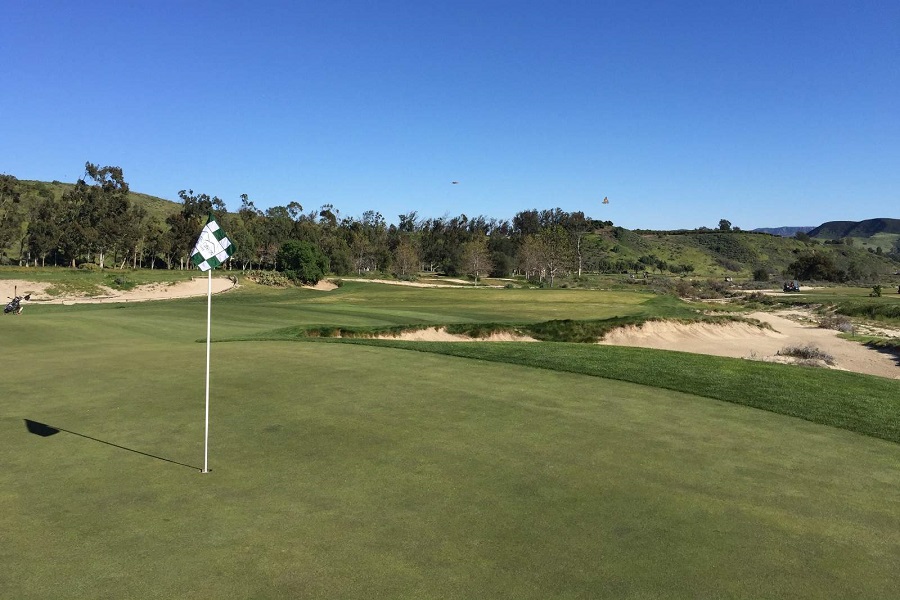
[2,168,898,285]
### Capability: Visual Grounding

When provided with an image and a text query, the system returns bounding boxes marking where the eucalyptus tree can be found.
[229,194,264,269]
[56,163,131,268]
[121,203,149,269]
[25,193,61,266]
[513,209,541,237]
[0,174,25,260]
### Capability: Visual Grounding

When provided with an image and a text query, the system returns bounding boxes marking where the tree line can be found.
[1,164,624,285]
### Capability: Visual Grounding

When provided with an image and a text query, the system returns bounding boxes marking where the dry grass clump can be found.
[818,312,854,333]
[776,344,835,366]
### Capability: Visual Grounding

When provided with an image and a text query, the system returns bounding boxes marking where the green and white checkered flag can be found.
[191,213,235,271]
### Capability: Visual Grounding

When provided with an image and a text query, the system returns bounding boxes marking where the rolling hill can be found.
[752,226,815,237]
[2,176,899,280]
[809,218,900,239]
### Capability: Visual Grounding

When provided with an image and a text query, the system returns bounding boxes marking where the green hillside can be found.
[17,179,180,223]
[809,218,900,239]
[2,176,899,280]
[808,219,900,260]
[593,228,898,281]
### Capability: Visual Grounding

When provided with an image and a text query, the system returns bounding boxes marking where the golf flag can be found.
[191,214,234,271]
[191,213,234,474]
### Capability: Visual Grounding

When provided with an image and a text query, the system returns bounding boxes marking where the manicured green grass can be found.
[2,280,899,598]
[333,339,900,444]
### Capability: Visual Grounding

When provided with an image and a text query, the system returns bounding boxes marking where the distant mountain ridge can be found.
[752,226,815,237]
[808,218,900,239]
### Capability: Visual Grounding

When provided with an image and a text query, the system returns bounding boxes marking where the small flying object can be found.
[602,196,609,204]
[451,181,459,185]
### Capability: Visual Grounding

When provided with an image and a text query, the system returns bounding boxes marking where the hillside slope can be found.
[752,226,815,237]
[573,225,898,281]
[809,218,900,239]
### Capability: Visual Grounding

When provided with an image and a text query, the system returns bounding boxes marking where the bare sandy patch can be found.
[375,326,537,342]
[3,277,236,305]
[599,311,899,379]
[341,277,503,288]
[304,280,338,291]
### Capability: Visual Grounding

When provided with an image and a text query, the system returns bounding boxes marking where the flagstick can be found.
[202,270,212,473]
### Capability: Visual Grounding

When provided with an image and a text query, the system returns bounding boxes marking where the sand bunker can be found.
[375,326,537,342]
[599,311,899,379]
[2,277,236,305]
[341,277,503,288]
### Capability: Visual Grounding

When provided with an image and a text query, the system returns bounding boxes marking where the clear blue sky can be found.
[2,1,897,230]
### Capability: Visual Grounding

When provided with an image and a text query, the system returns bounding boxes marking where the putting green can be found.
[2,330,898,598]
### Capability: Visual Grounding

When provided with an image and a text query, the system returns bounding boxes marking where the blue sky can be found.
[2,1,897,230]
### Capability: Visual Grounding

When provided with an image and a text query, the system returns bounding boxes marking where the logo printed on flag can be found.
[191,214,235,271]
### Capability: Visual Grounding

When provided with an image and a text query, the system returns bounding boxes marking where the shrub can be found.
[776,344,835,365]
[276,240,329,285]
[245,270,292,287]
[752,267,769,282]
[674,280,697,298]
[107,275,136,291]
[818,313,854,333]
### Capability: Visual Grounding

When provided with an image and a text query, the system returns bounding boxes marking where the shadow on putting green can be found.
[24,419,200,471]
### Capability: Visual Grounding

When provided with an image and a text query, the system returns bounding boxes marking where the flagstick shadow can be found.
[24,419,201,471]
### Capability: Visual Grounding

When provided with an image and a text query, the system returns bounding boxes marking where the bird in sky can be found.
[602,196,609,204]
[451,181,459,184]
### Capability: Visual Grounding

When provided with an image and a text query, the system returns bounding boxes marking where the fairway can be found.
[1,289,898,598]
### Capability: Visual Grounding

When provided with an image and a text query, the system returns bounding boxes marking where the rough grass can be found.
[835,299,900,321]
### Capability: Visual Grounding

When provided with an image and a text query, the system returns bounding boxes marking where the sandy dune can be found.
[599,311,900,379]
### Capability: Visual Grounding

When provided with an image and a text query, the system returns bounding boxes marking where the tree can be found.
[518,234,545,282]
[276,240,329,284]
[794,231,812,244]
[392,236,420,278]
[563,211,592,277]
[786,252,844,282]
[718,219,732,231]
[540,225,572,287]
[752,267,769,282]
[0,174,26,262]
[56,163,131,268]
[25,193,61,266]
[460,234,493,285]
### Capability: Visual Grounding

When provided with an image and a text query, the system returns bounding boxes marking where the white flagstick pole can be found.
[202,269,212,473]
